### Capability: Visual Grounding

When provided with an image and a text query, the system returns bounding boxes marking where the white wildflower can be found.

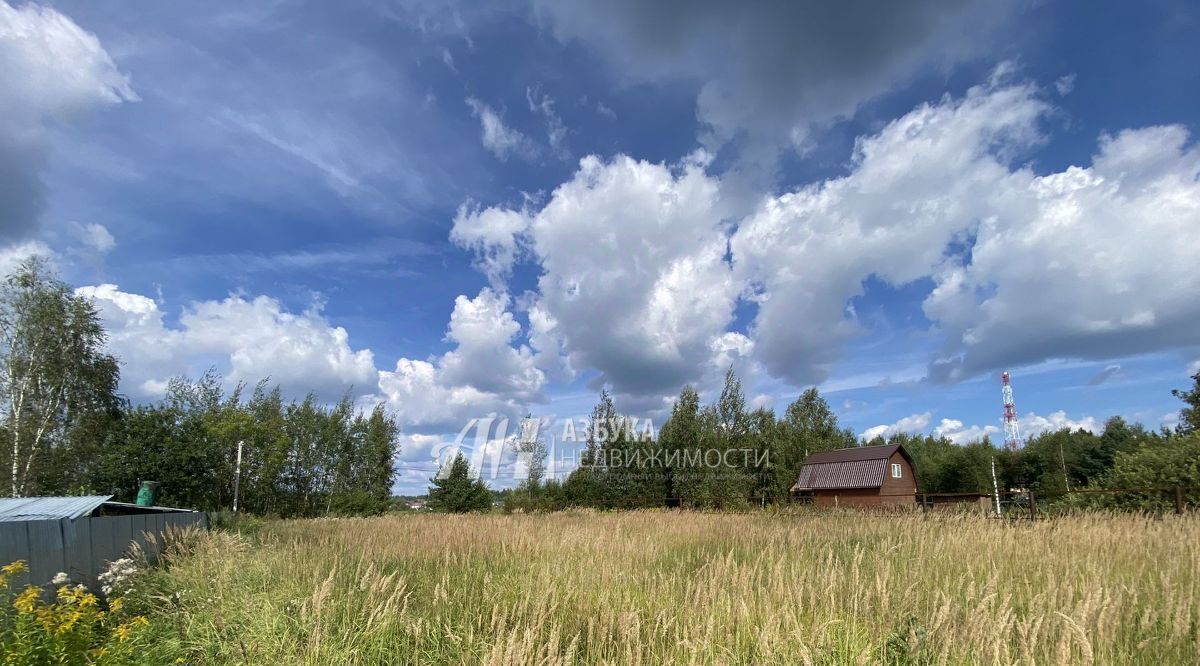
[97,557,142,599]
[51,572,69,585]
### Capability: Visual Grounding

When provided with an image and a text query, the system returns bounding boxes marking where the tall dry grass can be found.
[140,510,1199,664]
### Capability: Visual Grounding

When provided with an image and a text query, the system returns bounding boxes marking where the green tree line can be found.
[0,258,397,516]
[506,367,1200,512]
[507,368,861,511]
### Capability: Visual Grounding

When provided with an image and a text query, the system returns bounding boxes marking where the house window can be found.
[891,463,902,479]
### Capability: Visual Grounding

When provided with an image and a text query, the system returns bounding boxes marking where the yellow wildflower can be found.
[1,560,27,575]
[13,585,40,613]
[0,560,27,587]
[113,614,150,642]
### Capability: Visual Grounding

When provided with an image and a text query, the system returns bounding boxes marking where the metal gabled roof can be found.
[802,444,902,465]
[0,495,113,522]
[792,459,888,491]
[791,444,917,492]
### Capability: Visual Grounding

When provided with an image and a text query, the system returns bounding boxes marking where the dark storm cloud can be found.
[533,0,1012,161]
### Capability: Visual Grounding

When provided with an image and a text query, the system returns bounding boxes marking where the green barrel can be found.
[136,481,160,507]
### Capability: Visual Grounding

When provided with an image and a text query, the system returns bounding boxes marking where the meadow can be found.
[134,510,1199,665]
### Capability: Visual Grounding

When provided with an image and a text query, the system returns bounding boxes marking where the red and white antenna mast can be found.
[1001,371,1020,450]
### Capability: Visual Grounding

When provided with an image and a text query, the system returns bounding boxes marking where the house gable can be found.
[791,444,918,506]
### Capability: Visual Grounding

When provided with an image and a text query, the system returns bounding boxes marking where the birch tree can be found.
[0,258,117,496]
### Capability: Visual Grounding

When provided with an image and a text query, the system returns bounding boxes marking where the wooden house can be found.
[791,444,917,507]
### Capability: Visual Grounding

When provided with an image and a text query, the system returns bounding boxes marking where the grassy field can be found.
[136,510,1199,665]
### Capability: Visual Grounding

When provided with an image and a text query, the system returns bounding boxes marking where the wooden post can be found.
[232,440,243,514]
[990,458,1002,517]
[921,493,928,512]
[1028,490,1036,522]
[1175,485,1184,515]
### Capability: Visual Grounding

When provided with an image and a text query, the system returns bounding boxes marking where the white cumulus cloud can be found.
[0,240,53,276]
[77,284,376,401]
[0,1,136,239]
[372,288,545,431]
[477,153,740,397]
[925,123,1200,380]
[1016,410,1098,438]
[80,283,546,433]
[451,72,1200,397]
[732,76,1049,385]
[733,74,1200,386]
[932,418,1000,445]
[929,410,1097,445]
[863,408,1098,445]
[861,412,933,441]
[450,203,530,288]
[437,288,544,400]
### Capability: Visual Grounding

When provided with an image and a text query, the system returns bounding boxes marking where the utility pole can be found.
[990,458,1002,517]
[233,440,244,514]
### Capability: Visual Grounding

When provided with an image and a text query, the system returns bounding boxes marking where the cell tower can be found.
[1001,371,1020,450]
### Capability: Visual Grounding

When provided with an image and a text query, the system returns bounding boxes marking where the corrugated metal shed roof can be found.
[100,501,197,514]
[0,495,112,522]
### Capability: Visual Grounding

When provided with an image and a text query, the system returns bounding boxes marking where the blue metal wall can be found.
[0,512,208,591]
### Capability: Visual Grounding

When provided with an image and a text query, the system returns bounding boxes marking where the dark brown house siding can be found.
[795,445,918,508]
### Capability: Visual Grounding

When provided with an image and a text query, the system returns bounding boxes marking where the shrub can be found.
[1091,434,1200,511]
[0,561,149,665]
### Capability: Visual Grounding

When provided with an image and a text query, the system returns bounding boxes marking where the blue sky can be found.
[2,0,1198,493]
